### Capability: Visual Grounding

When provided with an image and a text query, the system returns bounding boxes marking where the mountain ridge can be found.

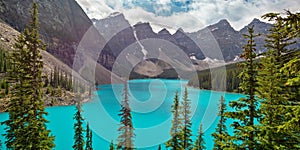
[0,1,276,80]
[92,12,273,78]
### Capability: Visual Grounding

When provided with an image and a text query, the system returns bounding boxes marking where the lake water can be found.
[0,79,244,149]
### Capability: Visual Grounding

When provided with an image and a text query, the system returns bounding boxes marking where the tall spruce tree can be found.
[73,95,85,150]
[193,124,206,150]
[256,12,299,149]
[281,54,300,146]
[225,26,260,149]
[212,96,230,150]
[85,122,93,150]
[166,91,182,149]
[117,82,134,150]
[279,11,300,143]
[1,2,55,149]
[110,140,115,150]
[180,87,193,149]
[158,144,161,150]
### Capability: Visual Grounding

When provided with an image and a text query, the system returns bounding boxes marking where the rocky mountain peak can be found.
[240,18,272,34]
[217,19,231,27]
[158,28,171,35]
[0,0,92,66]
[99,12,130,27]
[177,28,184,33]
[133,22,157,39]
[252,18,261,23]
[207,18,236,34]
[133,22,152,30]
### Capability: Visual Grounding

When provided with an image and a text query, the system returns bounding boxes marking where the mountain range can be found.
[0,0,291,82]
[92,13,273,78]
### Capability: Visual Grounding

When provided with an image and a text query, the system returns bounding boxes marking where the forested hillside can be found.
[188,62,241,92]
[0,20,91,112]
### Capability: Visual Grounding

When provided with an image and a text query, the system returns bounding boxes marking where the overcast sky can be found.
[75,0,299,33]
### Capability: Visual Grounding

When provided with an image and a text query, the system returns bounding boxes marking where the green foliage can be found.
[117,82,135,150]
[180,87,193,150]
[49,67,74,91]
[256,11,300,149]
[166,91,183,149]
[1,3,55,149]
[110,140,115,150]
[158,144,161,150]
[73,95,85,150]
[193,124,206,150]
[212,96,231,150]
[225,26,260,150]
[0,47,10,100]
[0,47,10,73]
[188,63,241,92]
[85,123,93,150]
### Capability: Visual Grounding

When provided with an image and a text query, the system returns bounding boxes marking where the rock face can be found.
[0,0,124,84]
[92,13,274,78]
[240,18,272,53]
[0,0,92,66]
[0,0,279,80]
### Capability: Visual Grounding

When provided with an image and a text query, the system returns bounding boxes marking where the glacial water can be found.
[0,79,244,150]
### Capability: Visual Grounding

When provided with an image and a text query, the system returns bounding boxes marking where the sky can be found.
[75,0,299,33]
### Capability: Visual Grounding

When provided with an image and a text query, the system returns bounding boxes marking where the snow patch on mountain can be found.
[211,27,218,32]
[133,26,148,59]
[202,57,223,63]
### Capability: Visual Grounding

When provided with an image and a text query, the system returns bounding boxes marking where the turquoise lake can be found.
[0,79,244,149]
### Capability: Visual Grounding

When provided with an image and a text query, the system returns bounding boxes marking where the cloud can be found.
[76,0,300,32]
[121,7,204,34]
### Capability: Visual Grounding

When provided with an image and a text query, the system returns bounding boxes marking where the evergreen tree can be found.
[117,82,134,150]
[85,122,93,150]
[256,11,299,149]
[53,67,59,88]
[166,92,182,149]
[180,87,193,149]
[158,144,161,150]
[1,2,55,149]
[193,124,206,150]
[50,68,54,86]
[279,11,300,142]
[225,26,260,149]
[211,96,230,150]
[281,54,300,144]
[110,140,115,150]
[73,94,85,150]
[59,69,63,87]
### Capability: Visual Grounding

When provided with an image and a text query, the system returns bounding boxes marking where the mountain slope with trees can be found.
[0,14,91,112]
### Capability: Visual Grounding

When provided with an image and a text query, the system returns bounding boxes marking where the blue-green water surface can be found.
[0,79,244,149]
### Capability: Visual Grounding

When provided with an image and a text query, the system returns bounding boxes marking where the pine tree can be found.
[73,94,85,150]
[110,140,115,150]
[281,54,300,144]
[212,96,230,150]
[50,68,54,86]
[257,11,299,149]
[117,82,134,150]
[225,26,260,149]
[53,67,59,88]
[279,11,300,143]
[166,91,182,149]
[193,124,206,150]
[1,2,55,149]
[180,87,193,149]
[158,144,161,150]
[85,122,93,150]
